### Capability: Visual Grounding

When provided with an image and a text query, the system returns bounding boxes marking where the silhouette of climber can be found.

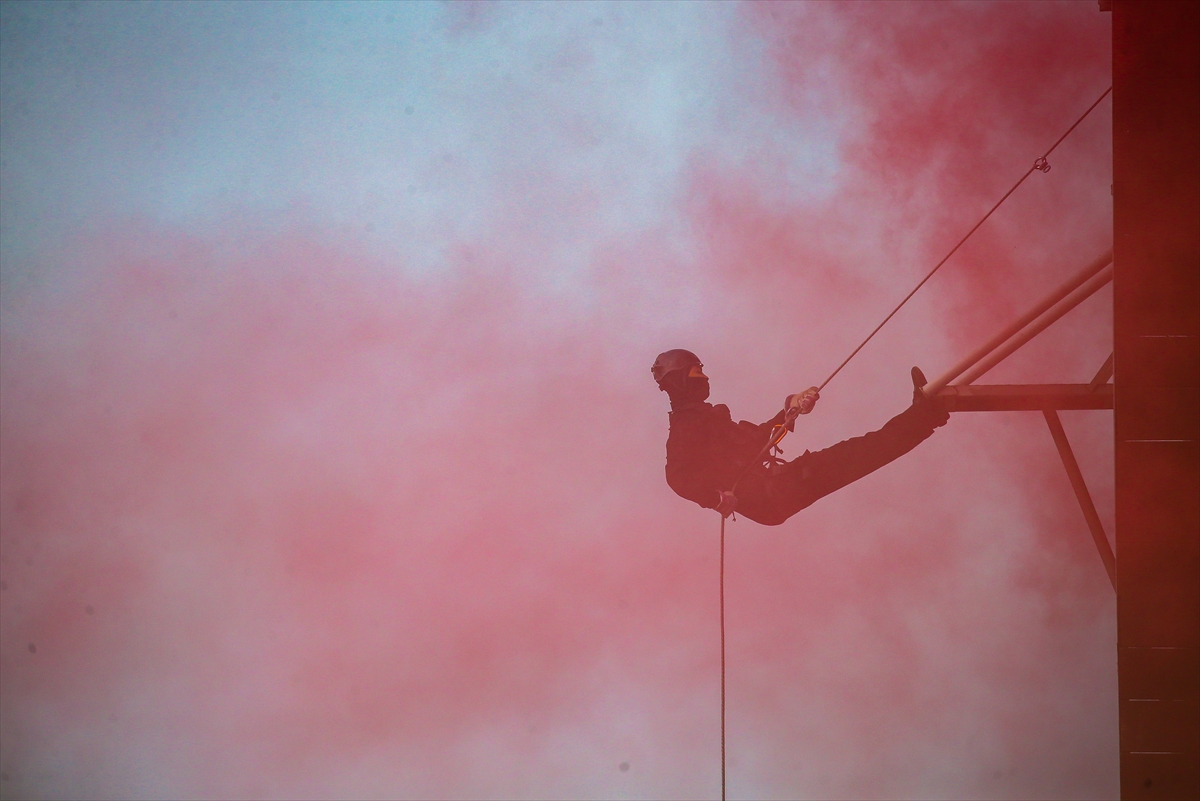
[652,349,949,525]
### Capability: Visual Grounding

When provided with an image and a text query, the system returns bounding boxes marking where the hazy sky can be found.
[1,2,1115,799]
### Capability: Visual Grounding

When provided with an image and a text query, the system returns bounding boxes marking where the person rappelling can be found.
[652,349,949,525]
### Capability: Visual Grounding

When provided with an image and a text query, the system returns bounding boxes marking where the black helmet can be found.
[651,349,702,385]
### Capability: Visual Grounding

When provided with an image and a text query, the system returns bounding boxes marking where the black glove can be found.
[715,490,738,519]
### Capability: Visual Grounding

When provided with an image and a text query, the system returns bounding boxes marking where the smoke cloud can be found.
[2,2,1114,799]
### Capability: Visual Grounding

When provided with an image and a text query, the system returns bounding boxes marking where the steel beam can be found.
[935,383,1114,412]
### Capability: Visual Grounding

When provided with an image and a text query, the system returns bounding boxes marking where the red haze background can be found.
[1,2,1114,798]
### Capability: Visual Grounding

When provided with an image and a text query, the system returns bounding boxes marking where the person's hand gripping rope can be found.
[784,386,820,428]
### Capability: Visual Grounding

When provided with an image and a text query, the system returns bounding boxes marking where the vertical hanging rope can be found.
[720,514,727,801]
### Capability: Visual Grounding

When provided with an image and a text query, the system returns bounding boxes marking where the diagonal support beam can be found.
[1042,409,1116,592]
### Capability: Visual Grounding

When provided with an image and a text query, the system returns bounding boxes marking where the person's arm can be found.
[666,446,721,509]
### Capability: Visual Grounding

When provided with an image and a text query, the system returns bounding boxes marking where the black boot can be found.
[911,367,949,428]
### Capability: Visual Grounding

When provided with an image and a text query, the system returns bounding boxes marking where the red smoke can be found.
[1,3,1115,798]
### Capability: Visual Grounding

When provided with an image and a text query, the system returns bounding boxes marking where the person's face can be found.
[684,363,711,403]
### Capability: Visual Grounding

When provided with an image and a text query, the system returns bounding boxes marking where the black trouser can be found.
[736,403,937,526]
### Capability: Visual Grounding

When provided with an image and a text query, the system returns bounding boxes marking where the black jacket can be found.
[664,401,785,511]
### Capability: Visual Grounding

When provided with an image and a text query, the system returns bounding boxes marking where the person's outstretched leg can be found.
[767,368,948,519]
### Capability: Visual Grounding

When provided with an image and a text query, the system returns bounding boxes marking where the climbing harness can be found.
[713,85,1111,801]
[729,402,804,496]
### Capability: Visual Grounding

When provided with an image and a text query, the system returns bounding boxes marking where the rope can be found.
[720,513,727,801]
[817,85,1112,393]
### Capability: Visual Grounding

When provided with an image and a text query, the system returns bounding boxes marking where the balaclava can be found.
[661,369,710,408]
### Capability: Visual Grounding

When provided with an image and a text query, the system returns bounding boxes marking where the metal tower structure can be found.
[914,6,1199,797]
[1112,3,1199,799]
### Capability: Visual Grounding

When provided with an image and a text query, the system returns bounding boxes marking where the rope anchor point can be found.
[1033,156,1051,173]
